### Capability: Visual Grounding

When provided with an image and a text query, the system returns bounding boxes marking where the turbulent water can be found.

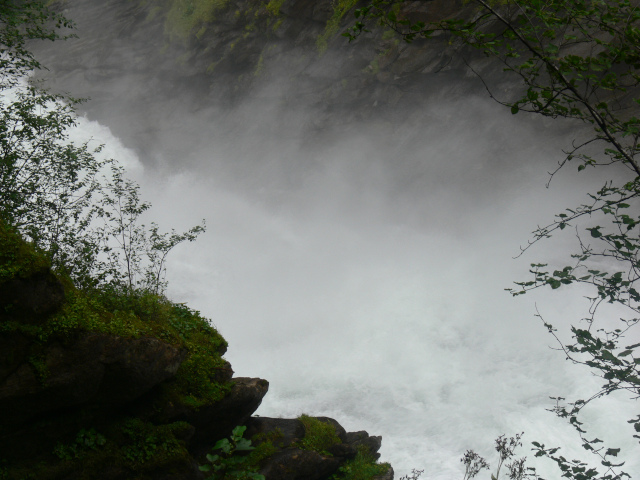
[30,1,637,475]
[67,90,639,478]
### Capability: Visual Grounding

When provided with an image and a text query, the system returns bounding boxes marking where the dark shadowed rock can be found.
[374,466,395,480]
[259,448,342,480]
[244,416,390,479]
[0,268,65,323]
[0,332,31,384]
[345,430,383,460]
[326,442,357,459]
[0,333,186,426]
[245,416,306,448]
[187,377,269,448]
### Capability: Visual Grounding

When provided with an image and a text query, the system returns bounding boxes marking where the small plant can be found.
[460,450,488,480]
[296,414,342,455]
[399,469,423,480]
[53,428,107,461]
[460,433,533,480]
[199,426,265,480]
[332,445,391,480]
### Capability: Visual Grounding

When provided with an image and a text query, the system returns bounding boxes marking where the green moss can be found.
[254,51,265,76]
[0,220,50,283]
[296,415,342,455]
[117,418,190,467]
[265,0,285,16]
[271,16,284,32]
[246,428,284,468]
[332,446,391,480]
[316,0,360,54]
[164,0,232,44]
[2,272,230,407]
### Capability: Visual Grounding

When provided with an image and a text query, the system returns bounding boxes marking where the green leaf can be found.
[235,438,255,451]
[232,425,247,438]
[627,376,640,385]
[511,105,519,114]
[588,227,602,238]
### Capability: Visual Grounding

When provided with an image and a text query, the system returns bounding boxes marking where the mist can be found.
[39,2,640,472]
[64,85,639,477]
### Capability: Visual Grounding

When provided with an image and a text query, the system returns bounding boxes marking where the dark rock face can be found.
[29,0,492,160]
[245,416,390,480]
[183,377,270,448]
[346,431,383,460]
[0,268,65,322]
[260,448,343,480]
[0,333,186,426]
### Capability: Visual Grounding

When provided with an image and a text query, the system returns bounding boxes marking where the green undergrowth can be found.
[1,286,231,406]
[247,428,284,466]
[295,415,389,480]
[0,222,233,477]
[296,415,342,455]
[332,446,391,480]
[0,221,231,405]
[0,220,50,282]
[199,426,283,479]
[4,419,194,480]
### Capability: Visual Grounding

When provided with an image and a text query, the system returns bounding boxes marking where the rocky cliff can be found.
[34,0,502,160]
[0,222,391,479]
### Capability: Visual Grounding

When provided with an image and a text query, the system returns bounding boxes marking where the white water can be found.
[69,96,639,479]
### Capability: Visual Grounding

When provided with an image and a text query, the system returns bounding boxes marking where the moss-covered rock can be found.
[0,220,65,323]
[243,416,390,480]
[0,225,390,480]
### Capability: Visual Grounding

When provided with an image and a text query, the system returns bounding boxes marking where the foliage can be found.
[53,429,107,461]
[0,219,50,282]
[265,0,285,17]
[331,445,391,480]
[345,0,640,479]
[296,415,342,455]
[199,425,266,480]
[1,268,230,403]
[117,418,190,467]
[399,469,424,480]
[0,0,74,84]
[0,1,206,295]
[453,434,531,480]
[0,2,228,478]
[91,165,206,294]
[0,1,104,283]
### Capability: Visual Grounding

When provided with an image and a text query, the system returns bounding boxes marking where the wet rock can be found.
[374,466,395,480]
[0,268,65,323]
[0,333,186,426]
[345,430,383,460]
[245,416,306,448]
[188,377,269,447]
[260,448,342,480]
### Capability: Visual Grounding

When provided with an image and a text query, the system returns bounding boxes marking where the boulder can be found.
[259,448,342,480]
[244,416,389,479]
[0,333,186,426]
[187,377,270,448]
[0,268,65,323]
